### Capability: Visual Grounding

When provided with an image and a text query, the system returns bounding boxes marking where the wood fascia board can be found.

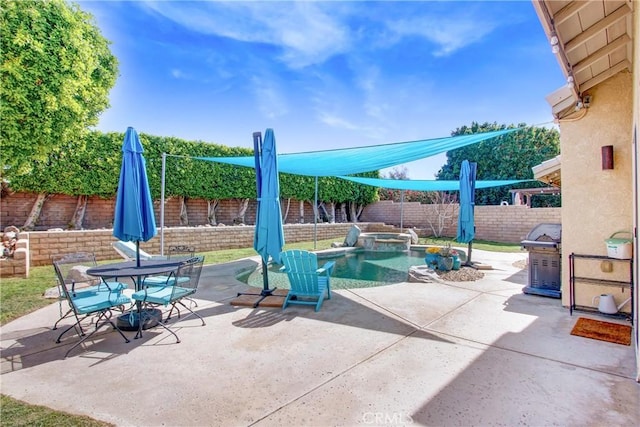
[579,59,631,92]
[531,0,555,35]
[564,4,631,53]
[532,1,579,98]
[572,34,631,74]
[554,1,591,26]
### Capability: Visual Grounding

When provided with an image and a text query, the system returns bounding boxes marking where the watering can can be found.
[592,294,631,314]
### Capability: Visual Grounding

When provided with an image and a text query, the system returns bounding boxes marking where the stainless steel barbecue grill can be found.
[521,223,562,298]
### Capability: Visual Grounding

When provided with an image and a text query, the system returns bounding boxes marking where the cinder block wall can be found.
[360,200,561,243]
[1,192,561,278]
[13,222,368,270]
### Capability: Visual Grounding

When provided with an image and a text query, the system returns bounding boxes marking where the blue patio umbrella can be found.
[113,127,157,267]
[253,128,286,293]
[457,160,477,265]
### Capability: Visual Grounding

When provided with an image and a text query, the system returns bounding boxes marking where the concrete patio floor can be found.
[1,249,638,426]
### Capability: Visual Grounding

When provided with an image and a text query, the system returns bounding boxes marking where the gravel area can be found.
[409,265,484,283]
[434,266,485,281]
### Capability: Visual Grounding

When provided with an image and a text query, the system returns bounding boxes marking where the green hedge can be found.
[9,130,378,205]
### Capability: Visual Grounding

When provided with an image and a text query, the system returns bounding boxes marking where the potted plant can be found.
[425,246,440,268]
[437,244,455,271]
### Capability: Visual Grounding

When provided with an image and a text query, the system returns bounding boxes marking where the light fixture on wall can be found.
[602,145,614,170]
[550,35,560,54]
[566,75,574,88]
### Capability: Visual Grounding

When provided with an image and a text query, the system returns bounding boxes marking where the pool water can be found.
[242,249,427,290]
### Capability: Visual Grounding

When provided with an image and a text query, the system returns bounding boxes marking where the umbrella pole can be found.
[160,152,166,256]
[261,260,269,291]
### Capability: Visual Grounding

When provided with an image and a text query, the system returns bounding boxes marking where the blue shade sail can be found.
[336,176,530,191]
[195,128,519,177]
[113,127,157,245]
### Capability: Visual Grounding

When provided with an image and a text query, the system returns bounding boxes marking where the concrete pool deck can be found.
[1,249,638,426]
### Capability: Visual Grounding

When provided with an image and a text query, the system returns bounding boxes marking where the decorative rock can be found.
[406,228,419,244]
[331,242,345,248]
[343,225,361,247]
[408,265,440,283]
[67,265,100,286]
[43,286,61,299]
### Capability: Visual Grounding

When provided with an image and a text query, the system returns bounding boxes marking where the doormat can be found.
[570,317,632,346]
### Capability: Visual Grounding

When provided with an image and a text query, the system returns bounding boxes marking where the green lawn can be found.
[0,395,113,427]
[0,237,519,326]
[0,236,519,426]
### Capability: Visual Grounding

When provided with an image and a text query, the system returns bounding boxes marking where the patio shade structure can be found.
[336,176,528,191]
[457,160,477,265]
[159,127,521,250]
[237,129,286,307]
[195,128,519,177]
[113,127,157,266]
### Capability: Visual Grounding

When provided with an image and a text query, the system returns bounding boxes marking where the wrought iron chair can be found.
[53,253,131,357]
[52,252,128,331]
[142,244,195,286]
[141,245,195,284]
[131,256,205,343]
[168,245,195,259]
[279,250,335,312]
[143,245,200,308]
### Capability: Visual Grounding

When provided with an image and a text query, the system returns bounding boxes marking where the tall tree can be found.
[437,122,560,206]
[0,0,118,181]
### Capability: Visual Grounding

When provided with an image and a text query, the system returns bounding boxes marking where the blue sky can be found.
[79,0,564,179]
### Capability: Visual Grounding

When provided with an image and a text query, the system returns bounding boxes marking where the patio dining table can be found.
[87,258,190,338]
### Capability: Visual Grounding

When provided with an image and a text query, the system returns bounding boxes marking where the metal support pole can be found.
[160,153,166,256]
[314,176,318,250]
[400,190,405,232]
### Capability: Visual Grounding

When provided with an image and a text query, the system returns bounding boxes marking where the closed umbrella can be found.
[457,160,477,265]
[254,128,285,269]
[238,129,285,307]
[113,127,157,266]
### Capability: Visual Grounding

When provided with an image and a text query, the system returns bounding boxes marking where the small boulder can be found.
[406,228,419,244]
[343,225,361,247]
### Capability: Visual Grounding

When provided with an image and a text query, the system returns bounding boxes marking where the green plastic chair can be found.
[280,250,335,312]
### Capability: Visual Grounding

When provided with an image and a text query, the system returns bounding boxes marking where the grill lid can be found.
[525,223,561,242]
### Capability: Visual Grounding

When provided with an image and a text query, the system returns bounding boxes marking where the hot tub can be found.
[356,232,411,252]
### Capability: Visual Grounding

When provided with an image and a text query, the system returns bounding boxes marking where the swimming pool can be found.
[241,249,428,290]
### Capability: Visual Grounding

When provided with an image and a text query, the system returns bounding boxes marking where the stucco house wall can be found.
[559,71,634,308]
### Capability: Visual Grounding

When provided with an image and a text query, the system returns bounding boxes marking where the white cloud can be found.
[318,111,361,131]
[170,68,188,79]
[250,75,288,119]
[140,1,503,68]
[385,14,498,57]
[141,1,352,69]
